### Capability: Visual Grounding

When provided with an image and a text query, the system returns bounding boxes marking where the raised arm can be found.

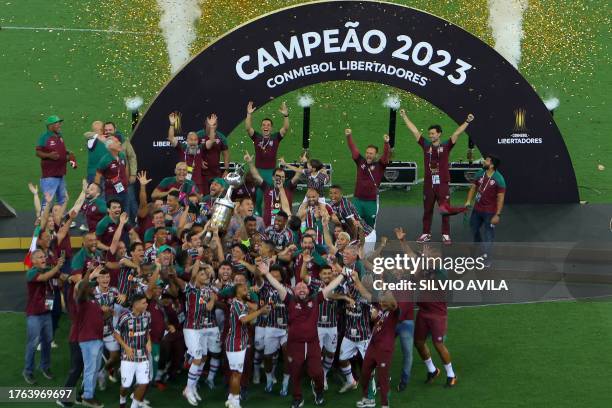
[381,134,391,165]
[109,212,128,255]
[260,261,288,301]
[167,113,179,147]
[350,269,372,302]
[322,271,346,299]
[244,151,263,186]
[56,210,78,244]
[278,157,302,173]
[35,256,65,282]
[136,171,152,218]
[394,227,418,258]
[278,185,292,216]
[245,102,256,137]
[344,128,361,161]
[40,193,54,230]
[28,183,42,216]
[450,113,474,144]
[399,109,422,141]
[69,179,89,214]
[279,101,289,137]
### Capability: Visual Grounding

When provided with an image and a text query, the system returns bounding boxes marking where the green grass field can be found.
[0,0,610,211]
[2,300,611,407]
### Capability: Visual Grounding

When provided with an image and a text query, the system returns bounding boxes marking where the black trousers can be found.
[64,341,84,388]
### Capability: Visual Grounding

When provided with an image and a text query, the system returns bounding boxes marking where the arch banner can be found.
[131,0,579,203]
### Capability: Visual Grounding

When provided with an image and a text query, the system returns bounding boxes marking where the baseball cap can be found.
[158,245,176,255]
[45,115,63,126]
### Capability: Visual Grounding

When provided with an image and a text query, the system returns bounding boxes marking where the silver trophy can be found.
[203,164,245,243]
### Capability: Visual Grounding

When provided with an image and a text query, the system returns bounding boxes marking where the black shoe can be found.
[425,367,440,384]
[397,381,408,392]
[22,371,36,385]
[41,369,54,380]
[291,399,305,408]
[445,376,457,388]
[314,393,325,406]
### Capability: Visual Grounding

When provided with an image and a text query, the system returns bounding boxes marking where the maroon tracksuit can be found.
[419,137,455,235]
[361,306,401,406]
[284,291,325,401]
[346,133,390,201]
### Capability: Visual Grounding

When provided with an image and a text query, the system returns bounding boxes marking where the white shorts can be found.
[254,326,265,351]
[264,327,287,355]
[120,360,150,388]
[203,326,222,354]
[339,337,369,361]
[183,328,205,360]
[226,349,247,373]
[103,334,120,352]
[317,327,338,353]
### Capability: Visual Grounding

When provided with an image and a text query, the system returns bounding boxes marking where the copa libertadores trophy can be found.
[203,164,245,243]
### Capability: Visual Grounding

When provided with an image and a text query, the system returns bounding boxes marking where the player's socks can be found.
[208,357,220,381]
[266,371,275,387]
[424,358,436,373]
[322,355,334,378]
[341,364,354,384]
[272,353,279,381]
[253,348,263,383]
[120,395,127,405]
[187,363,201,390]
[444,363,455,378]
[129,398,140,408]
[282,373,290,388]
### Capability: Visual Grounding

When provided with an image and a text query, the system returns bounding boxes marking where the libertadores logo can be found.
[497,107,542,145]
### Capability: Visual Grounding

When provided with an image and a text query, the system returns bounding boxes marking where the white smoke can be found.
[125,96,144,112]
[383,94,401,110]
[487,0,528,68]
[543,97,560,112]
[297,94,314,108]
[156,0,202,74]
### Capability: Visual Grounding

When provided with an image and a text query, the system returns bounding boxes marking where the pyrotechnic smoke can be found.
[297,94,314,108]
[487,0,528,68]
[543,97,560,112]
[156,0,202,74]
[383,94,401,110]
[125,96,144,112]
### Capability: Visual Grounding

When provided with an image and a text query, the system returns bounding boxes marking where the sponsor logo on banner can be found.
[497,108,543,145]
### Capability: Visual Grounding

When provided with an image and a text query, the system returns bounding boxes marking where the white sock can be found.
[207,357,220,381]
[282,373,290,387]
[120,395,127,404]
[187,363,201,389]
[341,364,353,384]
[130,398,140,408]
[266,371,275,386]
[322,354,334,377]
[424,358,436,373]
[444,362,455,378]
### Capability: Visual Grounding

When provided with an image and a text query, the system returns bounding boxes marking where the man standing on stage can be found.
[260,260,347,408]
[399,109,474,245]
[245,101,290,186]
[344,129,390,230]
[465,155,506,267]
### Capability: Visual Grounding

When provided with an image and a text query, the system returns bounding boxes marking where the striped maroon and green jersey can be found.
[117,258,137,296]
[115,310,151,362]
[304,203,334,245]
[225,298,249,352]
[264,226,293,251]
[331,197,373,236]
[94,286,119,337]
[260,281,288,329]
[183,283,215,330]
[308,278,344,328]
[342,280,371,342]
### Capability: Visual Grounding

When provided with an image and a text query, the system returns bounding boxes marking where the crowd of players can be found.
[24,102,506,408]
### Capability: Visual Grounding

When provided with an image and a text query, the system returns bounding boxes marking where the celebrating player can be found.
[260,260,347,408]
[113,293,152,408]
[344,129,390,230]
[399,109,474,244]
